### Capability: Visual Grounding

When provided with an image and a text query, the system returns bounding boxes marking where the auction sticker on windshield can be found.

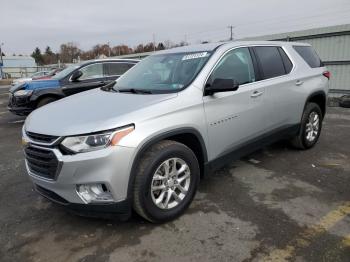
[182,52,209,61]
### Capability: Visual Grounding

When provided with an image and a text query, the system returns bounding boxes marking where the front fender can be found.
[30,87,65,102]
[126,127,208,199]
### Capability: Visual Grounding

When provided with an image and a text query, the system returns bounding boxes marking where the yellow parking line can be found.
[342,234,350,247]
[262,202,350,262]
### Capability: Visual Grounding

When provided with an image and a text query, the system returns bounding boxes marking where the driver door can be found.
[62,63,106,96]
[203,47,267,160]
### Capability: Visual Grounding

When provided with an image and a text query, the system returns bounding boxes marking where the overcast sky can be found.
[1,0,350,55]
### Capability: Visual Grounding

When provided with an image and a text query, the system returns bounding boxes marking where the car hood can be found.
[25,88,178,136]
[10,79,60,93]
[24,79,60,90]
[14,77,31,82]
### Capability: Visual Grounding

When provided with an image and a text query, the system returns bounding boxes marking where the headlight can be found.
[61,125,134,153]
[14,89,33,97]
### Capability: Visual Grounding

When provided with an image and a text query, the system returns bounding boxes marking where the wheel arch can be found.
[31,89,65,107]
[127,128,208,199]
[304,90,327,118]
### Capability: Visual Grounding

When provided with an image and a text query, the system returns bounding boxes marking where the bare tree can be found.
[59,42,82,63]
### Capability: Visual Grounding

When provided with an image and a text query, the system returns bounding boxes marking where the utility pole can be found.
[228,25,234,41]
[153,34,156,52]
[107,41,111,57]
[0,43,4,79]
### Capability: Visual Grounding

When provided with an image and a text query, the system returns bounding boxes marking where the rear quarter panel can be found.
[284,45,329,124]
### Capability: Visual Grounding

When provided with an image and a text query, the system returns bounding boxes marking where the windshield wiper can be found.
[117,88,152,94]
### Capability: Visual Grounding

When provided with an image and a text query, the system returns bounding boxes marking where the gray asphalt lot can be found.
[0,85,349,262]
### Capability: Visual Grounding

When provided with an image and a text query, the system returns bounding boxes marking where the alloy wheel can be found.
[150,157,191,210]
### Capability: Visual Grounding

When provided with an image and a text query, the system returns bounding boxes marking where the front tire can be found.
[290,102,323,149]
[133,140,200,223]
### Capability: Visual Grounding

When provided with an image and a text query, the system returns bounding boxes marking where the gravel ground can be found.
[0,85,349,262]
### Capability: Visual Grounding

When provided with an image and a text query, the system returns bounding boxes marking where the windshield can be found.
[31,71,46,78]
[113,51,212,93]
[52,65,80,80]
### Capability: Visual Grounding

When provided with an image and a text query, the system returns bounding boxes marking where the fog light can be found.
[76,184,114,203]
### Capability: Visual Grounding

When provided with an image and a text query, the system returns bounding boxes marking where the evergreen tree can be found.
[31,47,44,65]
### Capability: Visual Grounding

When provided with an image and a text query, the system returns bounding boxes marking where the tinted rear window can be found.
[104,62,135,76]
[293,46,323,68]
[278,47,293,74]
[254,46,286,79]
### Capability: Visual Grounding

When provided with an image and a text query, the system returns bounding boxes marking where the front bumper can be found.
[24,134,136,219]
[34,184,131,220]
[8,93,35,115]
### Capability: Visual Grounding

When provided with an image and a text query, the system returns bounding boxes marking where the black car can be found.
[8,59,139,115]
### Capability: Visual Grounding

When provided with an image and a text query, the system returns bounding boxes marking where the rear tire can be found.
[133,140,200,223]
[290,102,323,150]
[36,97,57,108]
[339,95,350,108]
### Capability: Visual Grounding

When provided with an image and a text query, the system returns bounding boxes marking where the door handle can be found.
[251,90,263,98]
[295,80,304,86]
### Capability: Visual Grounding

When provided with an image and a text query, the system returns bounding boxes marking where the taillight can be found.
[323,71,330,79]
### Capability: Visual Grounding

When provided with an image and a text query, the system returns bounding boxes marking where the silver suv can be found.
[22,41,329,222]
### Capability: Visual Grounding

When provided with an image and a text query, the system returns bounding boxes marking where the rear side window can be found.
[104,62,135,76]
[254,46,286,79]
[278,47,293,74]
[293,46,323,68]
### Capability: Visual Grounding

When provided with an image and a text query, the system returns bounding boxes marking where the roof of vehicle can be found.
[79,58,140,66]
[157,41,311,54]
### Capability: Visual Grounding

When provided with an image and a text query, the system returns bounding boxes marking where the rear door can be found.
[203,47,268,160]
[103,62,136,83]
[62,63,106,96]
[252,46,297,129]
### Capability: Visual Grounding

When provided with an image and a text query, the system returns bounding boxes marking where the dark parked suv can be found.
[8,59,138,115]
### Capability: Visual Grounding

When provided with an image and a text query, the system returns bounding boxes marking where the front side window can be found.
[104,63,135,76]
[113,51,211,93]
[209,47,255,85]
[254,46,286,79]
[79,63,103,80]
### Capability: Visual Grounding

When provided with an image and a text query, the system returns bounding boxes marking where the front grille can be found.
[24,146,59,180]
[26,132,59,144]
[8,94,29,106]
[8,93,14,106]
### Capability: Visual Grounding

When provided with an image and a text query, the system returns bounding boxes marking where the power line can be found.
[235,7,350,29]
[152,7,350,45]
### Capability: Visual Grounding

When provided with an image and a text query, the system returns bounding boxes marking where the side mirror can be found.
[71,70,83,82]
[205,78,239,96]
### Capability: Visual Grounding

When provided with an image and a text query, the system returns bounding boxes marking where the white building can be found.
[2,56,37,78]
